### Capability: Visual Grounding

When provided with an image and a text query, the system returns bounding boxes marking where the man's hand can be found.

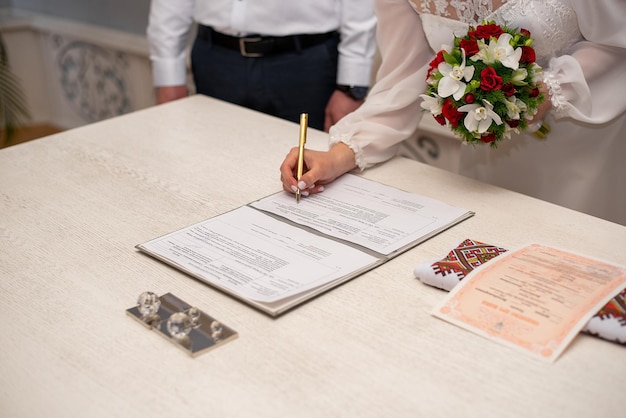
[323,90,365,132]
[155,85,188,105]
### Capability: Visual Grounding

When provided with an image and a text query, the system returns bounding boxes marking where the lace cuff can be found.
[329,131,367,171]
[542,69,569,119]
[541,55,596,122]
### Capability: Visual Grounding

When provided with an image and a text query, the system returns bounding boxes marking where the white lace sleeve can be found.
[329,0,432,170]
[543,0,626,124]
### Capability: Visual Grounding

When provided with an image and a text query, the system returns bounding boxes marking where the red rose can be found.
[480,67,503,91]
[459,38,479,56]
[464,93,475,103]
[433,114,446,126]
[441,99,464,128]
[469,23,504,40]
[427,51,445,78]
[480,133,497,143]
[529,87,540,98]
[520,28,531,38]
[506,119,520,128]
[520,46,536,64]
[502,83,516,97]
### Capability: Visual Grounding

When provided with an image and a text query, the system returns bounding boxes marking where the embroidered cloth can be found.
[414,238,626,345]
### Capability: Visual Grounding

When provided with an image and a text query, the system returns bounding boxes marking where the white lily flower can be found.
[420,94,443,115]
[529,63,543,82]
[458,100,503,134]
[437,50,475,101]
[511,68,528,86]
[504,96,527,119]
[525,106,539,120]
[472,33,522,70]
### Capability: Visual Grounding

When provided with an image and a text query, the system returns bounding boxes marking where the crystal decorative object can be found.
[210,320,223,340]
[127,292,238,356]
[187,306,201,328]
[167,311,192,339]
[137,291,161,317]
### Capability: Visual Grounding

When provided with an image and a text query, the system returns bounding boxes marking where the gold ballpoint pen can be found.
[296,113,308,203]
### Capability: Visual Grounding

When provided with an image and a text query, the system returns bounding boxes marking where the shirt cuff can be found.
[336,55,374,87]
[151,56,189,87]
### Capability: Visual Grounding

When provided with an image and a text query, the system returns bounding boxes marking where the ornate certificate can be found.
[433,244,626,362]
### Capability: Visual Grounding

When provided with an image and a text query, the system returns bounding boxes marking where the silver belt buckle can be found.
[239,37,263,57]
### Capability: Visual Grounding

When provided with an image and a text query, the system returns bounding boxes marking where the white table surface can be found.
[1,95,625,418]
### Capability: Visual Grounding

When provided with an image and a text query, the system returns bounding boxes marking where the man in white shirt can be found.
[147,0,376,131]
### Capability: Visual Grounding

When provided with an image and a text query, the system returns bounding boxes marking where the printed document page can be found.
[139,206,379,304]
[433,244,626,362]
[250,174,472,256]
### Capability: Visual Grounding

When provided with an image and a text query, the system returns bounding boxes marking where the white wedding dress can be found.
[329,0,626,225]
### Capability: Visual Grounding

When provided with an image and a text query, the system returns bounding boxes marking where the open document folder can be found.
[137,174,474,316]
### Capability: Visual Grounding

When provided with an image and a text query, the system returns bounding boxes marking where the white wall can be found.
[1,9,155,129]
[8,0,150,34]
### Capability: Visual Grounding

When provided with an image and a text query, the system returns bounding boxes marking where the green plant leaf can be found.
[0,32,31,147]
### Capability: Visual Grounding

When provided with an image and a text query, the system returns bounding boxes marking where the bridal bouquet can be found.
[420,22,546,147]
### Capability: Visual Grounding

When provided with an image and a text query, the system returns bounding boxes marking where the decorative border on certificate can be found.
[432,244,626,362]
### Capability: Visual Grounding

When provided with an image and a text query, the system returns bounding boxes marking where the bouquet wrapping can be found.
[420,22,547,147]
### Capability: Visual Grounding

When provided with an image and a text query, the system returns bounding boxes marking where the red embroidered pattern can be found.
[593,289,626,326]
[431,238,507,279]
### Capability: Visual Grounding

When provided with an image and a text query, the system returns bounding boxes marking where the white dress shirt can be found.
[147,0,377,88]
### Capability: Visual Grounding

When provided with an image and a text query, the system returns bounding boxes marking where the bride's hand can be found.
[527,82,552,133]
[279,142,357,197]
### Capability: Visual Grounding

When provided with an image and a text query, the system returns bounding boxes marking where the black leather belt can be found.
[197,25,338,57]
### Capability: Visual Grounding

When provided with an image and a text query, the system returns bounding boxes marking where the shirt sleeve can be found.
[336,0,378,87]
[544,0,626,124]
[330,0,431,169]
[146,0,196,87]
